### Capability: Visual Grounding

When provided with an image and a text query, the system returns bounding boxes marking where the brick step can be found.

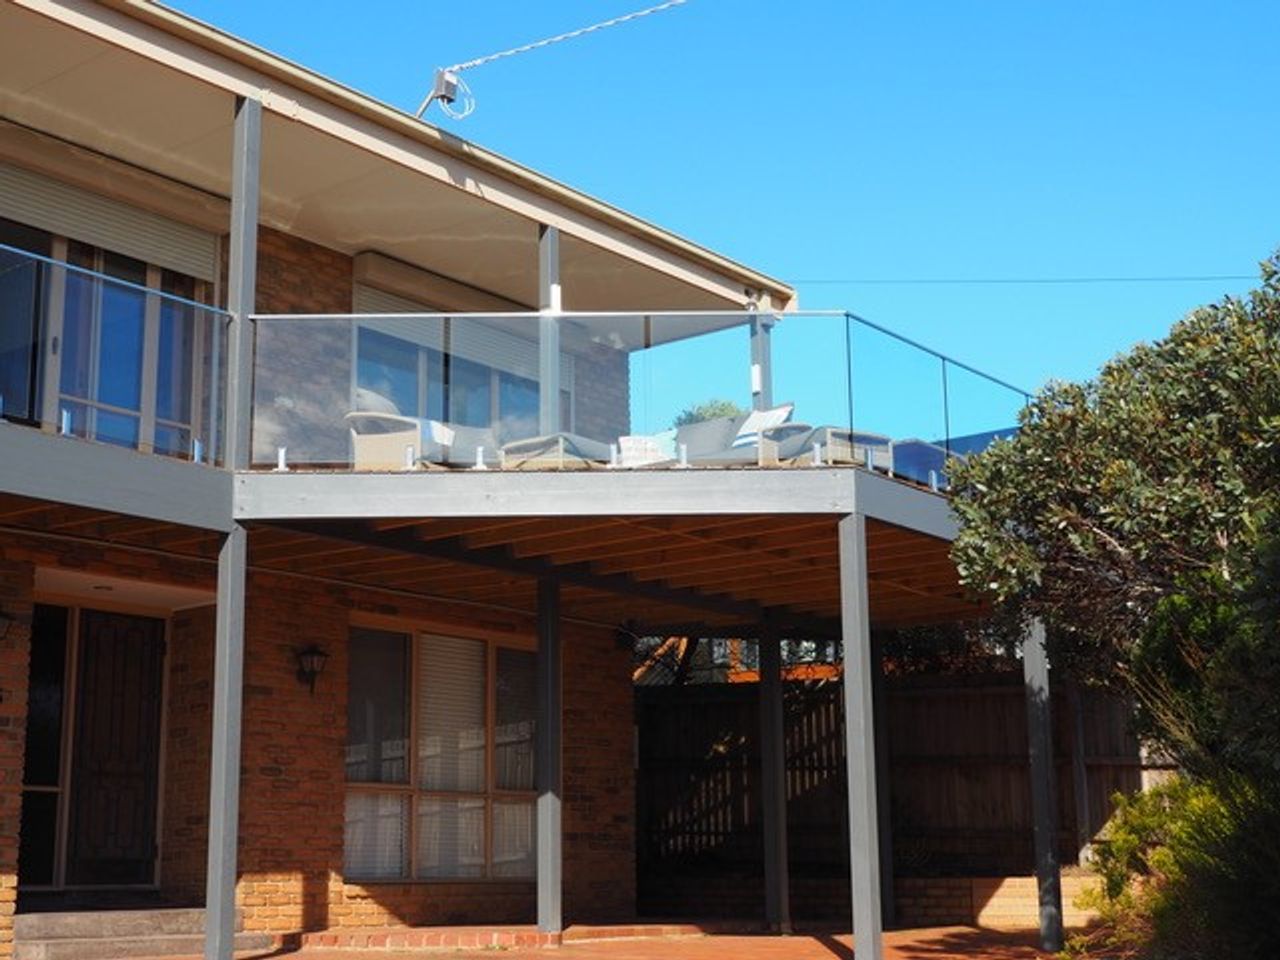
[564,921,765,942]
[14,909,239,941]
[301,926,561,950]
[300,921,768,951]
[15,932,273,960]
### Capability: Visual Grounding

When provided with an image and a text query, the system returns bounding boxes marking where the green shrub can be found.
[1068,776,1280,960]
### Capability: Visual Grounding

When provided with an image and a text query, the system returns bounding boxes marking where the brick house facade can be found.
[0,529,634,949]
[0,6,1060,960]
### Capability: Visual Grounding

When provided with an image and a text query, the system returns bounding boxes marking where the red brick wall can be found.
[236,574,349,933]
[563,623,635,921]
[236,576,635,934]
[0,531,637,936]
[0,560,34,960]
[572,342,630,444]
[247,228,355,465]
[160,604,216,904]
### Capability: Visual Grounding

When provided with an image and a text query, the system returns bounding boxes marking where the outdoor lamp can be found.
[295,644,329,694]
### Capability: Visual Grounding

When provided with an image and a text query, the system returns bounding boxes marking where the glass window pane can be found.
[357,328,418,416]
[448,356,491,428]
[415,796,485,879]
[497,371,538,443]
[18,791,58,886]
[346,628,410,783]
[156,299,194,425]
[60,268,94,402]
[22,605,67,787]
[96,281,145,411]
[495,648,536,791]
[343,790,408,880]
[418,635,486,793]
[425,348,445,421]
[491,800,535,879]
[93,409,140,448]
[153,422,192,458]
[0,217,48,421]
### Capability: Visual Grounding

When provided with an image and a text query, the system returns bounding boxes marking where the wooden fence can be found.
[636,672,1164,901]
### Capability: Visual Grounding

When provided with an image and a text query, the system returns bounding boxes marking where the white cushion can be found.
[731,403,793,448]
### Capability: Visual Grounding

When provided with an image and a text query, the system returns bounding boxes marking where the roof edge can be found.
[92,0,797,307]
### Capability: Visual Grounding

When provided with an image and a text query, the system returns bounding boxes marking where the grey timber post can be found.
[758,625,791,931]
[750,313,773,411]
[536,576,563,933]
[838,514,883,960]
[538,224,562,436]
[1023,619,1064,952]
[205,94,260,960]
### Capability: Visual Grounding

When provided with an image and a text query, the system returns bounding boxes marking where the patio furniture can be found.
[673,403,796,466]
[780,426,893,469]
[346,412,500,469]
[500,431,613,470]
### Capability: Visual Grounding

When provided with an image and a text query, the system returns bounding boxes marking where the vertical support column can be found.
[223,96,260,471]
[206,526,247,960]
[838,514,883,960]
[758,625,791,932]
[870,629,895,929]
[205,94,260,960]
[538,225,562,436]
[1068,683,1092,864]
[1023,620,1064,952]
[750,314,773,411]
[536,576,563,934]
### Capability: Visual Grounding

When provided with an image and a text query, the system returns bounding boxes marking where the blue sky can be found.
[171,0,1278,434]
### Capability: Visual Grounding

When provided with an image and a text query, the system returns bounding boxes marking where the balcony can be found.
[250,309,1029,487]
[0,241,229,465]
[1,244,1029,488]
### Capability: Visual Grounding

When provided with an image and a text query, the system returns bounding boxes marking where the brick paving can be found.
[218,926,1049,960]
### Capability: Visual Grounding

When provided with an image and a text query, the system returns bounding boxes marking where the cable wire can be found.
[446,0,689,73]
[417,0,689,119]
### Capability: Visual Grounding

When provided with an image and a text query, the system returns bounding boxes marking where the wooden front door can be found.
[65,610,165,886]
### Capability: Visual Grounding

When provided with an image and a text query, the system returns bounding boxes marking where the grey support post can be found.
[1023,620,1064,952]
[538,225,562,436]
[536,576,563,933]
[838,514,883,960]
[205,94,260,960]
[750,313,774,411]
[758,626,791,931]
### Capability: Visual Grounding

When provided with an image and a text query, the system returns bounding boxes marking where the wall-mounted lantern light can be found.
[295,644,329,694]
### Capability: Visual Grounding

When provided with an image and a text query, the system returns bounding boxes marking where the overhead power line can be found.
[417,0,690,120]
[796,274,1256,287]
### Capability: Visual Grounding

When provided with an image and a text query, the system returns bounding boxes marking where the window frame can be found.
[352,320,576,437]
[34,234,213,458]
[344,621,538,884]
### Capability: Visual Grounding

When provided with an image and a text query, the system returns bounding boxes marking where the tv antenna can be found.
[415,0,689,121]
